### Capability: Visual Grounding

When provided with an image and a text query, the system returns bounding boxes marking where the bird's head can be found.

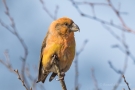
[49,17,80,37]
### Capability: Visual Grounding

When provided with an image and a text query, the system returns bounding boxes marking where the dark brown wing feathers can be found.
[49,73,57,82]
[37,31,50,83]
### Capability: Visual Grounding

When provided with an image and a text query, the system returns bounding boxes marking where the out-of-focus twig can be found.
[0,0,29,88]
[0,50,14,72]
[25,66,37,90]
[91,68,101,90]
[70,0,135,34]
[14,69,30,90]
[108,30,129,90]
[74,39,88,90]
[103,25,135,63]
[107,0,133,33]
[39,0,59,20]
[108,61,122,74]
[112,44,135,63]
[122,75,131,90]
[25,65,46,90]
[108,53,128,90]
[102,23,133,90]
[101,9,130,90]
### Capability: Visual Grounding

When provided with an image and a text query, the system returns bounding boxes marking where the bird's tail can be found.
[37,67,49,83]
[49,72,57,82]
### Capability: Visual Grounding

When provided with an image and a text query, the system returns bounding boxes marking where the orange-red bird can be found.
[37,17,79,83]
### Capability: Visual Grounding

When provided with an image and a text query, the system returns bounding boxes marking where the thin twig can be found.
[107,22,129,90]
[108,61,122,74]
[75,2,108,6]
[91,68,101,90]
[102,22,133,89]
[0,0,29,88]
[103,25,135,63]
[54,5,59,20]
[25,67,37,90]
[112,44,135,63]
[108,50,128,90]
[0,19,14,34]
[70,0,135,34]
[14,69,29,90]
[39,0,59,20]
[0,59,14,72]
[107,0,133,33]
[52,55,67,90]
[74,39,88,90]
[0,50,14,72]
[122,75,131,90]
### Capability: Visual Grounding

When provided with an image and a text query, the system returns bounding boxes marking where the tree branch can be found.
[91,68,101,90]
[70,0,135,34]
[122,75,131,90]
[39,0,59,20]
[0,50,14,72]
[74,39,88,90]
[52,55,67,90]
[0,0,29,88]
[14,69,30,90]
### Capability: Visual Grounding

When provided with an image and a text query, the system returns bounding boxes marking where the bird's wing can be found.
[49,72,57,82]
[37,31,50,83]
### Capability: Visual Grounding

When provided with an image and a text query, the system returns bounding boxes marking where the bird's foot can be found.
[56,72,65,81]
[60,72,65,77]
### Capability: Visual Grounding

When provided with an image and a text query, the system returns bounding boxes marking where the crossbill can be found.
[37,17,79,83]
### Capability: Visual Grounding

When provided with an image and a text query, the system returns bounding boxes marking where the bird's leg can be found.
[51,54,58,65]
[52,54,66,81]
[60,72,65,80]
[60,72,65,76]
[56,71,65,81]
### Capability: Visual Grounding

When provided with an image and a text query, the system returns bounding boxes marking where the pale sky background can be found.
[0,0,135,90]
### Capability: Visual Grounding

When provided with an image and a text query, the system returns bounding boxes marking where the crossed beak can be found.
[70,23,80,32]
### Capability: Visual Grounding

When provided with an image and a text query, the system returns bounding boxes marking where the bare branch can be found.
[103,25,135,63]
[54,5,59,20]
[76,39,88,55]
[39,0,59,20]
[108,61,122,74]
[74,39,88,90]
[107,0,133,33]
[112,44,135,63]
[0,19,14,34]
[52,55,67,90]
[0,50,14,72]
[75,1,108,6]
[14,69,29,90]
[3,0,15,29]
[109,52,128,90]
[25,66,40,90]
[0,0,29,88]
[107,25,129,90]
[122,75,131,90]
[70,0,135,34]
[91,68,101,90]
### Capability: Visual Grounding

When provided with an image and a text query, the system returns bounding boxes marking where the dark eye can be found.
[64,23,68,26]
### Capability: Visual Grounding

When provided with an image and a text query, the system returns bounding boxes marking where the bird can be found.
[37,17,79,83]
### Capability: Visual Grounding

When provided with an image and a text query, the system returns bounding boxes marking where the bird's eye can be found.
[64,23,68,26]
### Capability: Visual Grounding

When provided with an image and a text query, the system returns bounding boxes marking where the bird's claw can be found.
[60,72,65,76]
[56,77,64,81]
[56,72,65,81]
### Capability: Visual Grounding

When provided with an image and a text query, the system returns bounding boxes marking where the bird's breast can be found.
[56,39,75,72]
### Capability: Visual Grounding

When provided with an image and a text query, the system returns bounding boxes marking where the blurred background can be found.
[0,0,135,90]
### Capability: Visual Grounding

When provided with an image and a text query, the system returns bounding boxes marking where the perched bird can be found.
[37,17,79,83]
